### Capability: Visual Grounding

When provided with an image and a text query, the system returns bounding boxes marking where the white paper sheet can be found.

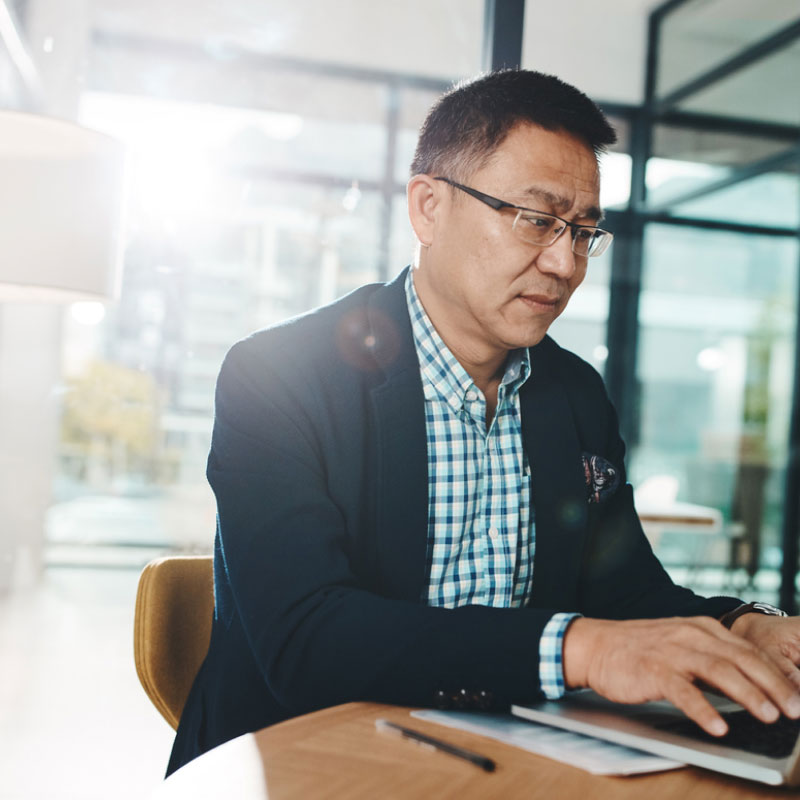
[410,709,685,776]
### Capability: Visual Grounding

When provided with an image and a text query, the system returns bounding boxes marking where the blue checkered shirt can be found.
[406,272,576,699]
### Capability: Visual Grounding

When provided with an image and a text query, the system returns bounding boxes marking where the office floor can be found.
[0,567,175,800]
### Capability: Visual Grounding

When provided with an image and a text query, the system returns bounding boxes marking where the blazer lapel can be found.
[366,271,430,603]
[522,339,588,610]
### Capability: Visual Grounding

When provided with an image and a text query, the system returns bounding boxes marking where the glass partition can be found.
[0,43,18,103]
[641,0,800,603]
[656,0,799,97]
[670,165,800,229]
[42,0,484,564]
[676,38,800,126]
[55,87,390,556]
[631,224,798,593]
[90,0,483,79]
[647,124,797,208]
[548,244,612,373]
[395,87,446,184]
[540,137,629,372]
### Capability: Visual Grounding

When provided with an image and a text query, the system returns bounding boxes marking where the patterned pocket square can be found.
[581,452,620,504]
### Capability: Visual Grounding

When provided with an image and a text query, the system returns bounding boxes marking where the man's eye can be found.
[520,214,555,230]
[574,227,594,241]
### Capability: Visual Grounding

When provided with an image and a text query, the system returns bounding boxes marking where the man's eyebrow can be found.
[518,187,604,223]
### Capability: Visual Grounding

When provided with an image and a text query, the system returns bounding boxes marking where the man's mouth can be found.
[519,293,560,310]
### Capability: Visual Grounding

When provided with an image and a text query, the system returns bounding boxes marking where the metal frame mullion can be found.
[604,107,651,446]
[601,0,663,447]
[649,0,690,24]
[604,209,644,447]
[657,110,800,142]
[482,0,525,72]
[642,213,798,239]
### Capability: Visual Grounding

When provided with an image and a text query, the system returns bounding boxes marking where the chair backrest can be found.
[134,555,214,730]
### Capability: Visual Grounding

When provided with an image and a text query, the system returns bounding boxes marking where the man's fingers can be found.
[572,616,800,728]
[664,677,728,737]
[684,652,780,724]
[685,627,800,719]
[725,613,800,706]
[774,654,800,694]
[730,646,800,719]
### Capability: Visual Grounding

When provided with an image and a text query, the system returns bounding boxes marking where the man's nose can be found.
[534,230,577,279]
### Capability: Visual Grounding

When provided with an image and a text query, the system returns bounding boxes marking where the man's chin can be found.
[499,328,551,351]
[524,317,559,344]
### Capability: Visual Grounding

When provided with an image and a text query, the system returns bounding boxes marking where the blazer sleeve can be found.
[207,338,562,714]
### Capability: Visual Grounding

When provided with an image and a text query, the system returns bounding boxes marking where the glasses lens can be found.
[581,229,612,258]
[573,228,601,257]
[512,210,612,258]
[511,211,564,245]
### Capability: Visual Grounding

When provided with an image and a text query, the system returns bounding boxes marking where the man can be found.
[167,70,800,775]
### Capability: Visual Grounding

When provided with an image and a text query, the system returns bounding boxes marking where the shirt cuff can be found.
[538,612,581,700]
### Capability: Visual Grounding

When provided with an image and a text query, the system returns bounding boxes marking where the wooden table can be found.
[153,703,795,799]
[637,499,723,545]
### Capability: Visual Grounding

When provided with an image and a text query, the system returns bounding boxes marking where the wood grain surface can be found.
[155,702,798,799]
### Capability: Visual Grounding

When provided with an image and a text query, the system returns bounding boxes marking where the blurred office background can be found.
[0,1,798,798]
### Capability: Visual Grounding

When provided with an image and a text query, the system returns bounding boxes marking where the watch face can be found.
[752,602,788,617]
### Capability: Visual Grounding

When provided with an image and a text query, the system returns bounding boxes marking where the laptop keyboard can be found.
[656,711,800,758]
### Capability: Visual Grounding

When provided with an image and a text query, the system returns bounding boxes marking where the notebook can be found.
[512,690,800,786]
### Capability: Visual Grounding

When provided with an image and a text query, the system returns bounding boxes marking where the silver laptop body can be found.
[512,690,800,786]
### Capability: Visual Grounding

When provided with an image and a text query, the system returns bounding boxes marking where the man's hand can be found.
[562,616,800,736]
[731,614,800,693]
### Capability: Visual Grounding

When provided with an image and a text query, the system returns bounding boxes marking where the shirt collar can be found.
[405,270,531,414]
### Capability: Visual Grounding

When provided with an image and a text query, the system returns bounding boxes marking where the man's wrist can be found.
[721,601,787,632]
[562,616,600,690]
[729,612,758,637]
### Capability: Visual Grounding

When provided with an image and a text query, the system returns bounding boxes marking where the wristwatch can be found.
[720,601,788,629]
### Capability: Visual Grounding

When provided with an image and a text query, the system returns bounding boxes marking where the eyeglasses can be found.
[434,177,613,258]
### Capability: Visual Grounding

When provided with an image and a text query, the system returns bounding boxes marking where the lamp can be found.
[0,111,126,591]
[0,110,126,301]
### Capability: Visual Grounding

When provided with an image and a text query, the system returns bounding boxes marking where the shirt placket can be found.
[511,446,533,606]
[482,387,510,607]
[461,387,488,605]
[502,407,519,605]
[484,431,501,605]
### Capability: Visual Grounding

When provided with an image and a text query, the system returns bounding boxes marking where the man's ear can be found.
[407,174,442,247]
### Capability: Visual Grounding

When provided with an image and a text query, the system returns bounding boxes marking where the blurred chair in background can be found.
[134,555,214,729]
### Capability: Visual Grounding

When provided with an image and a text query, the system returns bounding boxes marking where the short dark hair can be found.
[410,69,617,180]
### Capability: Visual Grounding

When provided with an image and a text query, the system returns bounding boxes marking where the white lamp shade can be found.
[0,111,126,302]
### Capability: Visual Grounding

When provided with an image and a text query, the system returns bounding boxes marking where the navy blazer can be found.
[168,267,738,774]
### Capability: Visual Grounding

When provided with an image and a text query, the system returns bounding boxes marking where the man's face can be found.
[413,122,601,362]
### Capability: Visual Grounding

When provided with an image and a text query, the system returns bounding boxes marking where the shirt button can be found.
[465,390,478,402]
[488,527,499,541]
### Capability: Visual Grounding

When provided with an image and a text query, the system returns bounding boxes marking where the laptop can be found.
[512,690,800,786]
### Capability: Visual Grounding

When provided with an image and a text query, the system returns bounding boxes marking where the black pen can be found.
[375,718,496,772]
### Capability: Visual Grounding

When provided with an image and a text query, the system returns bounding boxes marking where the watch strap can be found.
[720,601,788,629]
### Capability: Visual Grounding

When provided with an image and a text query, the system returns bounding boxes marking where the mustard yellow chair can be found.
[134,555,214,730]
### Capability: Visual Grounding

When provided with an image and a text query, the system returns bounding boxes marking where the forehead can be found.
[474,123,601,215]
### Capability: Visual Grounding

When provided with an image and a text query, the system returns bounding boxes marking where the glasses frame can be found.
[434,177,613,258]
